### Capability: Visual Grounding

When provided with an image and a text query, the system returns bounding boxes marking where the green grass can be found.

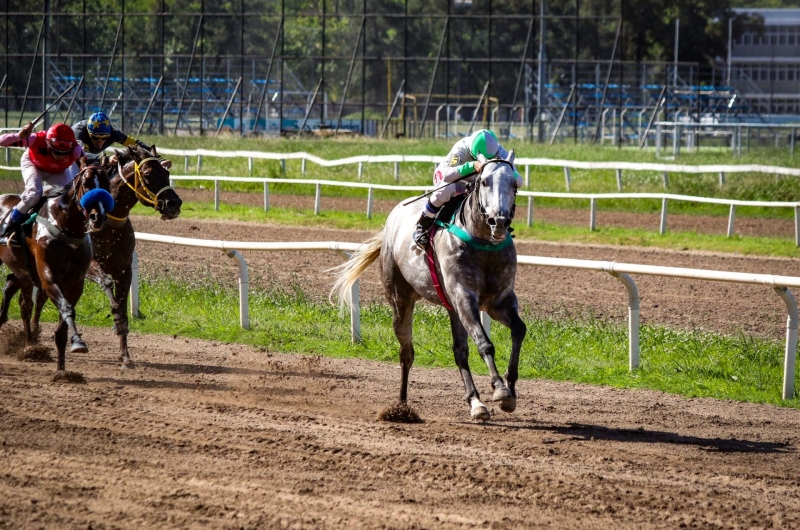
[10,273,798,408]
[139,200,800,258]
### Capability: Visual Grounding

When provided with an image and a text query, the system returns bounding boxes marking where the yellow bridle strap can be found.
[106,213,128,222]
[116,157,174,208]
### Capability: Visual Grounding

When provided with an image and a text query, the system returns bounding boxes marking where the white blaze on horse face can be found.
[481,164,515,219]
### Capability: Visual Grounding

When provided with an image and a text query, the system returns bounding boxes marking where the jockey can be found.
[412,129,522,250]
[0,122,84,245]
[72,111,171,169]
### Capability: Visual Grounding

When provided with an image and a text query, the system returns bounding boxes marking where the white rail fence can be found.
[131,233,799,400]
[165,174,800,246]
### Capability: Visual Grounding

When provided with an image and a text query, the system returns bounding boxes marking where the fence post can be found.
[314,183,322,215]
[660,198,668,235]
[563,167,571,191]
[366,187,374,219]
[795,206,800,247]
[615,169,623,191]
[302,158,307,176]
[727,204,736,237]
[610,272,641,371]
[524,165,530,188]
[662,171,669,188]
[196,154,202,174]
[792,127,796,157]
[280,159,286,174]
[589,198,597,231]
[263,182,269,212]
[673,124,680,157]
[719,172,726,186]
[774,286,798,400]
[656,122,662,157]
[129,250,140,318]
[214,180,220,211]
[527,196,533,227]
[394,162,399,182]
[350,278,361,343]
[225,250,250,330]
[184,156,189,173]
[248,157,253,175]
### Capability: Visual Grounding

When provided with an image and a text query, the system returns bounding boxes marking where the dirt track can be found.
[1,324,799,529]
[2,202,800,528]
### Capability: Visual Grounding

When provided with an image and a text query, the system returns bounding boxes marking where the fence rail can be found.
[131,233,798,400]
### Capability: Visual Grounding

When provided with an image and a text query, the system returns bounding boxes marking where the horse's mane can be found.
[114,145,153,166]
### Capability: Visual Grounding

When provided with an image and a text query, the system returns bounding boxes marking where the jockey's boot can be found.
[0,209,25,247]
[412,213,436,250]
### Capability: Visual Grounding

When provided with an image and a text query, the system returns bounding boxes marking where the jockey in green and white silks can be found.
[413,129,522,250]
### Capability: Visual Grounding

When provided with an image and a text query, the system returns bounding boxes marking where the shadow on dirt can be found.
[501,422,793,453]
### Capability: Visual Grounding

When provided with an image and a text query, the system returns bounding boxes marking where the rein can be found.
[116,157,174,208]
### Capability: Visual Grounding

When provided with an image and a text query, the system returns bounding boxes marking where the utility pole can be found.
[673,17,679,90]
[537,0,546,142]
[727,17,732,85]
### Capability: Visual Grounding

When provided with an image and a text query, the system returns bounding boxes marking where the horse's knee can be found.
[113,319,129,336]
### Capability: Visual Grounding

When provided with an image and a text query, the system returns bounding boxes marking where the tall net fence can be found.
[1,0,750,142]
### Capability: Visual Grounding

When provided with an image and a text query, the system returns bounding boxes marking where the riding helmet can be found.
[45,123,77,155]
[469,129,499,159]
[87,111,113,138]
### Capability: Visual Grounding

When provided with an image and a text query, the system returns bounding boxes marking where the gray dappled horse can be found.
[332,151,527,421]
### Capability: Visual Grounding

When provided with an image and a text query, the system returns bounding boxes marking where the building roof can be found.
[732,8,800,25]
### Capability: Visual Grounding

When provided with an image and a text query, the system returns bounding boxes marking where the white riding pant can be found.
[428,169,468,209]
[17,153,78,214]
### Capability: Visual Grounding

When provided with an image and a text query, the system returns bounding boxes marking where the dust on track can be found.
[1,200,800,528]
[1,324,798,529]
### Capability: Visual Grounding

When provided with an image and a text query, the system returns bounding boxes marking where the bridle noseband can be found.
[116,157,174,209]
[472,158,518,220]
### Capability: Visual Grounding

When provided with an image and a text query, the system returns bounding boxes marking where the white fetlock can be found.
[469,397,490,421]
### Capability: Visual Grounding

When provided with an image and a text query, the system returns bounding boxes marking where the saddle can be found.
[5,184,72,246]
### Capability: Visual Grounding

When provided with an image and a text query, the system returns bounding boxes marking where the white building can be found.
[731,8,800,114]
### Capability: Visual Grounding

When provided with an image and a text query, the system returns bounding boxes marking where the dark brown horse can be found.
[0,159,112,376]
[30,145,182,368]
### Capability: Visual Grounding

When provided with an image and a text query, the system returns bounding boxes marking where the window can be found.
[780,35,786,45]
[771,35,778,46]
[779,69,785,81]
[744,34,751,45]
[790,35,796,45]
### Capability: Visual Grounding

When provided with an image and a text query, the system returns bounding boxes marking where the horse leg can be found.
[487,293,527,413]
[390,294,417,404]
[53,315,68,372]
[109,269,134,368]
[40,281,87,354]
[31,286,47,341]
[447,309,490,421]
[0,273,21,329]
[17,285,34,348]
[452,288,513,408]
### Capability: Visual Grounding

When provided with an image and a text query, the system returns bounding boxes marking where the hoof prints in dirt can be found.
[378,402,423,423]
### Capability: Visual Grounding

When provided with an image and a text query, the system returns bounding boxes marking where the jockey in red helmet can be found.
[0,121,84,245]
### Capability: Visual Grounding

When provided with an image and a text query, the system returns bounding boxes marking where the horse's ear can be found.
[100,155,108,167]
[127,146,135,159]
[151,144,158,157]
[507,149,515,164]
[78,156,87,170]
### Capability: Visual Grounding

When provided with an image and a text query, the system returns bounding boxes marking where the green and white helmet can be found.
[469,129,499,159]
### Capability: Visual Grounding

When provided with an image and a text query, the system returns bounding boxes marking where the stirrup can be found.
[413,228,430,250]
[0,232,20,248]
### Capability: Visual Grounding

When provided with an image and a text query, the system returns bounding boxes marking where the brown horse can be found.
[0,159,112,376]
[30,145,182,368]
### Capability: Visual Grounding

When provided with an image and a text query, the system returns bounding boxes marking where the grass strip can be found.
[136,200,800,258]
[13,274,798,408]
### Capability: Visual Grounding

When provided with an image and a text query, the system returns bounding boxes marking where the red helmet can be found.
[45,123,76,155]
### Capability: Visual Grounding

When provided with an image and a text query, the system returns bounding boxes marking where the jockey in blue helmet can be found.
[72,112,171,169]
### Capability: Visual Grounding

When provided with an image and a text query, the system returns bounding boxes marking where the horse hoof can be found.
[70,341,89,354]
[120,358,136,370]
[471,405,491,421]
[498,398,517,413]
[492,386,512,402]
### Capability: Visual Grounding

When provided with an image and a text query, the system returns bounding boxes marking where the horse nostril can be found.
[89,212,98,222]
[503,218,511,228]
[488,218,497,227]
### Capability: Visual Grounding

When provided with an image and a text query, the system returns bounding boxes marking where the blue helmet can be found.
[87,112,112,138]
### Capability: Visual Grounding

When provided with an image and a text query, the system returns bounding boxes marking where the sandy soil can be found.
[2,192,800,528]
[1,324,798,529]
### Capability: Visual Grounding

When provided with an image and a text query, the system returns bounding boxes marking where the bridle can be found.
[471,158,518,221]
[116,157,174,209]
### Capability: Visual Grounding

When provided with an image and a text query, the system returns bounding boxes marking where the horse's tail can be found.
[329,230,384,314]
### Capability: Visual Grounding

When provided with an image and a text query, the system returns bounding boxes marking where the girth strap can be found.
[424,225,454,311]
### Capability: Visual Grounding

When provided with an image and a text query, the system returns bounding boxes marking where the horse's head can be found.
[117,145,183,220]
[474,150,518,242]
[73,157,114,232]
